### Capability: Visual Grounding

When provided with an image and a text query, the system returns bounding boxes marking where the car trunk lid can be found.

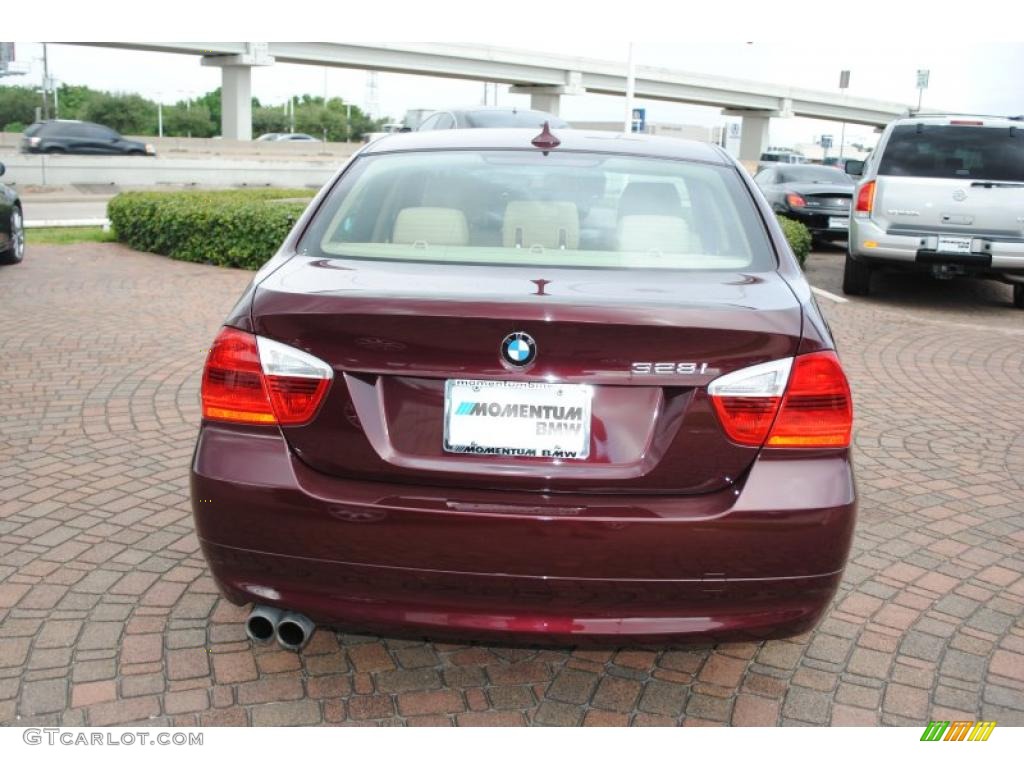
[251,255,803,495]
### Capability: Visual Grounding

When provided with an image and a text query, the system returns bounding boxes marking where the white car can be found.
[844,113,1024,308]
[256,133,320,142]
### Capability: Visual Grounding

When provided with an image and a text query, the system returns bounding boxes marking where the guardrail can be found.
[24,218,110,229]
[1,154,340,188]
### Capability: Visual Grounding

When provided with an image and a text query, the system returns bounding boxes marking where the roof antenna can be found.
[531,121,561,151]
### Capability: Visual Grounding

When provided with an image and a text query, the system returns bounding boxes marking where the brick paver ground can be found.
[1,243,1022,727]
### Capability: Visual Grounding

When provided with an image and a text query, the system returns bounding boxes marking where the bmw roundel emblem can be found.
[500,332,537,367]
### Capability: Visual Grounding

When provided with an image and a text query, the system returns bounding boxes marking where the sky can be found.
[4,41,1023,149]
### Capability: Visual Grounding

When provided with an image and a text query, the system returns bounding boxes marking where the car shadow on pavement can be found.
[805,248,1018,313]
[863,271,1015,311]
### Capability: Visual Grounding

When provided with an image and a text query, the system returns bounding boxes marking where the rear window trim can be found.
[296,148,777,274]
[358,145,733,167]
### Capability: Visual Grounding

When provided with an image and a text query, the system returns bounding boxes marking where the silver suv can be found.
[844,114,1024,308]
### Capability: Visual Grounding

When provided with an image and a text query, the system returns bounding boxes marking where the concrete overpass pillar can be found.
[738,114,770,165]
[509,72,584,118]
[201,44,274,141]
[528,91,561,115]
[220,66,253,141]
[722,105,792,171]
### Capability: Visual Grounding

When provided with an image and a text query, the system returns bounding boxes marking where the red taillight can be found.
[708,352,853,449]
[711,395,782,445]
[202,327,276,425]
[201,327,332,426]
[265,376,331,425]
[855,180,875,213]
[786,192,807,208]
[708,357,791,447]
[766,351,852,448]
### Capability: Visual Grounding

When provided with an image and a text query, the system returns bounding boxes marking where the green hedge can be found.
[776,215,812,267]
[107,189,315,270]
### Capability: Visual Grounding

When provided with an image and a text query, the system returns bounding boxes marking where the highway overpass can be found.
[68,42,912,160]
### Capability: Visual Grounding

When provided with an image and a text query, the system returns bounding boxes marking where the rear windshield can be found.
[879,124,1024,181]
[778,166,852,184]
[299,150,774,271]
[465,111,569,129]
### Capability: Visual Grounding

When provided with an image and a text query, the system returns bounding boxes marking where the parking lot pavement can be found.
[1,244,1022,727]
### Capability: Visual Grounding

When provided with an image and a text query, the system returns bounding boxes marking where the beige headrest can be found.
[392,207,469,246]
[617,215,698,254]
[502,201,579,250]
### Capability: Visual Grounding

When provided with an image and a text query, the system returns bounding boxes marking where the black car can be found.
[753,164,854,243]
[417,107,569,131]
[22,120,156,156]
[0,162,25,265]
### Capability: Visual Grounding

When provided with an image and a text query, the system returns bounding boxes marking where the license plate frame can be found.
[936,236,973,255]
[443,379,592,460]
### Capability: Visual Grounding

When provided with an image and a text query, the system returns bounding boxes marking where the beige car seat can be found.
[616,181,701,254]
[392,207,469,246]
[502,201,579,250]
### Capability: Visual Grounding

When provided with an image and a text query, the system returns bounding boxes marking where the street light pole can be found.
[183,92,192,138]
[838,70,850,164]
[41,43,50,120]
[623,43,635,134]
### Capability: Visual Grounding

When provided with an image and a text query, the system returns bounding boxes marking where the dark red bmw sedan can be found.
[191,127,855,649]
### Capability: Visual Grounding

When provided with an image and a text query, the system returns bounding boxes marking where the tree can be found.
[253,106,289,136]
[164,104,215,138]
[288,94,386,141]
[193,88,222,130]
[3,82,388,140]
[55,83,102,119]
[0,85,43,129]
[83,93,157,135]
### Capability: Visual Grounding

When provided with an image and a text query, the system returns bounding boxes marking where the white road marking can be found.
[811,286,850,304]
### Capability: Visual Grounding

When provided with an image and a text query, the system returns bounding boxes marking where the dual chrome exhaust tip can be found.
[245,605,315,651]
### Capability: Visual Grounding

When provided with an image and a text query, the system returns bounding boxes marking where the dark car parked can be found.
[22,120,156,156]
[0,162,25,265]
[754,164,854,243]
[191,128,856,649]
[417,106,569,131]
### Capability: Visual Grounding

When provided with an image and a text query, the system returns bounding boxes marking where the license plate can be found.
[937,236,973,255]
[444,379,592,460]
[828,217,850,230]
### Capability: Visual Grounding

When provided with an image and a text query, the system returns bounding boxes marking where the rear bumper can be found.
[191,424,857,643]
[785,209,851,238]
[849,217,1024,279]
